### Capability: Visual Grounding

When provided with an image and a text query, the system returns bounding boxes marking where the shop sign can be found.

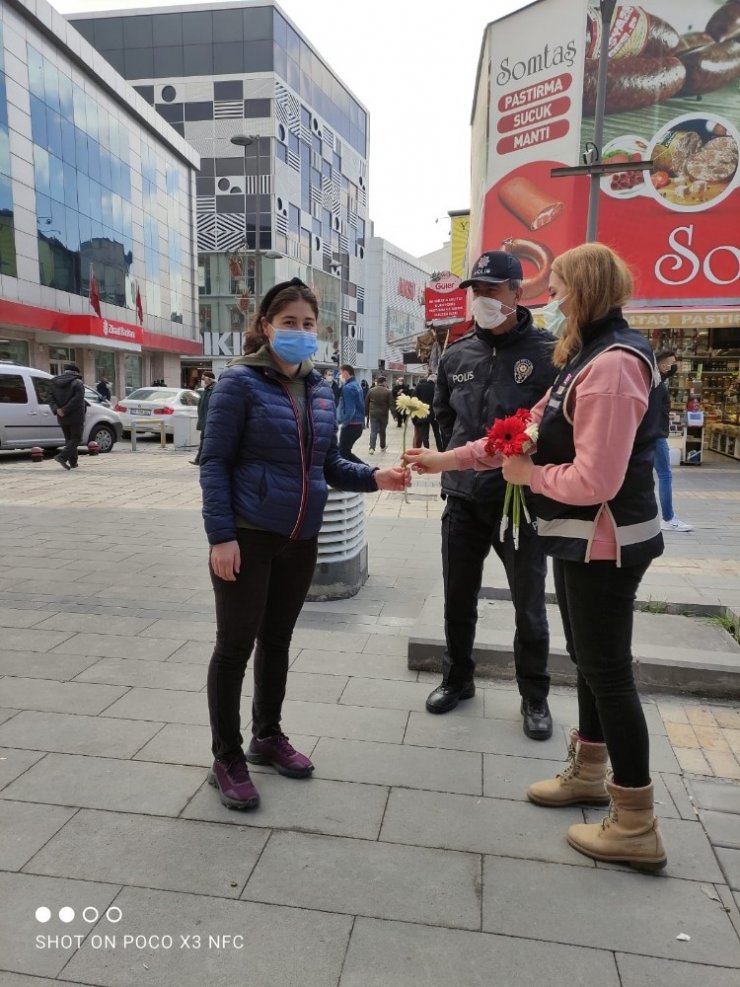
[424,272,467,322]
[471,0,740,307]
[203,331,244,357]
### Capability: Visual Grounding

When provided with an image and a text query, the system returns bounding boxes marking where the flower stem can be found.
[500,480,513,542]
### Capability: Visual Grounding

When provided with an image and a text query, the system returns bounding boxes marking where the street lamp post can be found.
[230,133,261,315]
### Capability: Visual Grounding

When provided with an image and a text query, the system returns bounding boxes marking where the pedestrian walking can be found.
[337,363,365,464]
[404,250,557,739]
[95,376,111,403]
[412,372,437,449]
[49,363,86,470]
[190,370,216,466]
[654,349,693,532]
[391,377,409,427]
[199,278,409,810]
[407,243,667,870]
[365,375,392,454]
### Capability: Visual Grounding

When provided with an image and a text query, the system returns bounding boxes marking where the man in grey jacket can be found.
[49,363,86,470]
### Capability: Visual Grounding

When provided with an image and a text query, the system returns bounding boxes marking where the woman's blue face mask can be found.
[269,327,318,363]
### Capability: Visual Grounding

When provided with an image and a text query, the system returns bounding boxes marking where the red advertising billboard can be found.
[470,0,740,307]
[424,272,467,322]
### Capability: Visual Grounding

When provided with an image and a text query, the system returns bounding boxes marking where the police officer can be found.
[428,250,557,739]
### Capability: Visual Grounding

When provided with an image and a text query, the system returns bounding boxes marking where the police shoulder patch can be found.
[514,358,534,383]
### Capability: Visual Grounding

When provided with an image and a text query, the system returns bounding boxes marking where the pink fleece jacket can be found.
[453,349,653,560]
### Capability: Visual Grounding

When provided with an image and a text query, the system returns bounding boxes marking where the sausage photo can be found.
[586,8,680,59]
[678,38,740,96]
[706,0,740,43]
[498,177,564,231]
[501,237,552,300]
[582,57,686,115]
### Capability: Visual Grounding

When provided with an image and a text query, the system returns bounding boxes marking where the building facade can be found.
[71,1,370,379]
[364,236,431,381]
[0,0,200,398]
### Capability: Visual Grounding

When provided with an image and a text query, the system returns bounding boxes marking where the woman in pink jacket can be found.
[405,243,667,871]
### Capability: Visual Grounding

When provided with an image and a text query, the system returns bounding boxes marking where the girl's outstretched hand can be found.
[375,466,412,491]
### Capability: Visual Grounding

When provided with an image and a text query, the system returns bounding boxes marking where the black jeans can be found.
[441,497,550,699]
[207,528,318,760]
[553,557,651,788]
[59,418,84,466]
[339,423,364,463]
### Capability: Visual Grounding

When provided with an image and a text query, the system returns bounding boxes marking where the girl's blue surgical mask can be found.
[541,296,568,336]
[270,327,318,363]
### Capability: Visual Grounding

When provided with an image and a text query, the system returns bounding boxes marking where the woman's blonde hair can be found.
[552,243,633,368]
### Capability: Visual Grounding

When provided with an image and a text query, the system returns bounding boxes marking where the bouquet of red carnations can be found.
[485,408,539,549]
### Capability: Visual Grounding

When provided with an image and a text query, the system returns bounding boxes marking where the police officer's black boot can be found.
[521,697,553,740]
[426,680,475,714]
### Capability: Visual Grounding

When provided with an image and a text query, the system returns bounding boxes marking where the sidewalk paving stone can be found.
[289,647,419,681]
[0,710,162,759]
[404,709,569,758]
[340,917,621,987]
[243,831,481,930]
[60,886,353,987]
[51,633,185,660]
[1,753,205,816]
[0,678,128,716]
[0,871,121,979]
[183,773,388,840]
[0,801,77,871]
[0,747,45,791]
[101,687,209,725]
[615,953,740,987]
[3,628,76,653]
[0,608,59,628]
[339,675,486,714]
[276,699,408,743]
[72,657,207,692]
[133,723,318,770]
[381,786,589,867]
[34,613,158,636]
[716,848,740,891]
[312,737,483,795]
[482,856,740,965]
[699,810,740,849]
[24,809,268,897]
[0,651,97,680]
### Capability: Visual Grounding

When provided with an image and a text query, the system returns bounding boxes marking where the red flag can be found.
[89,266,101,317]
[135,283,144,325]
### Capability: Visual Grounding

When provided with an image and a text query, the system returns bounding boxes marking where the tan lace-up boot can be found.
[566,777,667,871]
[527,727,610,807]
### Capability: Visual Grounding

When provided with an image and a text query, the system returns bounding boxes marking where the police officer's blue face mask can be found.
[269,327,318,363]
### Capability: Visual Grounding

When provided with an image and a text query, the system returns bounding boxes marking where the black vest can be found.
[531,311,664,567]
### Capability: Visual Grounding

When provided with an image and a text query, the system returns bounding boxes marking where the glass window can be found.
[153,13,182,46]
[156,102,183,124]
[30,96,47,146]
[273,10,288,47]
[94,18,124,49]
[244,99,270,117]
[156,47,184,77]
[46,108,63,159]
[0,373,28,403]
[61,118,76,166]
[0,339,28,364]
[184,102,213,122]
[213,8,244,42]
[43,61,59,113]
[32,377,55,406]
[124,354,143,392]
[123,15,154,48]
[182,11,213,44]
[212,44,244,74]
[273,43,287,78]
[94,351,115,383]
[49,154,64,204]
[183,44,213,75]
[27,45,45,100]
[63,163,77,210]
[33,145,50,198]
[125,48,155,79]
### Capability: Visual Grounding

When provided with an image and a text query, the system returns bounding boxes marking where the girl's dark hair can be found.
[244,277,319,354]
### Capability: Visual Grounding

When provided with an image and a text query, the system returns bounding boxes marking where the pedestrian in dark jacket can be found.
[403,250,557,741]
[49,363,86,470]
[190,370,216,466]
[336,363,365,463]
[365,376,392,454]
[412,374,438,449]
[199,278,409,811]
[96,376,111,402]
[391,378,409,426]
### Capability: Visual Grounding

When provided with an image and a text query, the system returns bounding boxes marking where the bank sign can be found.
[471,0,740,305]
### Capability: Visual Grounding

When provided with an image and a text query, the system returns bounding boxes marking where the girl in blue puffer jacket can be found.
[200,278,409,810]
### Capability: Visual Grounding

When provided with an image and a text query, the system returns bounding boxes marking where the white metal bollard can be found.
[307,490,368,600]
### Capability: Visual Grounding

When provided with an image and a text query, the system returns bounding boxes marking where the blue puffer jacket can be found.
[337,377,365,426]
[200,362,379,545]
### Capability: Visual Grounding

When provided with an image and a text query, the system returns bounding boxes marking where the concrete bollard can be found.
[87,441,100,456]
[307,490,368,600]
[30,446,44,462]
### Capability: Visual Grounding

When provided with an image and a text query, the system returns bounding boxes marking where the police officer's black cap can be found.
[460,251,523,289]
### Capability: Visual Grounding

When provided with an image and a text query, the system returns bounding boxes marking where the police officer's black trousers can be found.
[441,496,550,699]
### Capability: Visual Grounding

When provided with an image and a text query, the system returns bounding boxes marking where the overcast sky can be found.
[50,0,530,259]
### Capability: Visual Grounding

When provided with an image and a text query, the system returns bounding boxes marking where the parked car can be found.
[0,363,123,453]
[113,387,200,436]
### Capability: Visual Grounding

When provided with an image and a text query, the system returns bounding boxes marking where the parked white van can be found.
[0,363,123,453]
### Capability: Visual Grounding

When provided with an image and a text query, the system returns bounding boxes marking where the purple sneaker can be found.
[246,734,314,778]
[208,755,260,809]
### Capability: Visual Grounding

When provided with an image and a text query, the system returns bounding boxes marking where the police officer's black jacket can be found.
[434,307,556,504]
